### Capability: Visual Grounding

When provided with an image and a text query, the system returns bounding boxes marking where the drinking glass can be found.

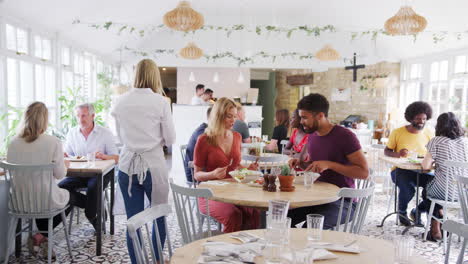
[262,135,269,142]
[268,199,290,220]
[293,248,314,264]
[86,152,96,166]
[394,235,414,264]
[303,172,319,189]
[307,214,324,241]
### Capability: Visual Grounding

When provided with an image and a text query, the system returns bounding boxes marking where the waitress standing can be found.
[111,59,175,263]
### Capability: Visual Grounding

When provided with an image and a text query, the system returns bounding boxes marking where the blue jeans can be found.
[118,170,166,264]
[391,168,433,215]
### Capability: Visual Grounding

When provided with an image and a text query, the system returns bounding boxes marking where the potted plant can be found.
[278,165,295,192]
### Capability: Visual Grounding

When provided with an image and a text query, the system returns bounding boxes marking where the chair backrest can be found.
[442,220,468,264]
[366,145,390,181]
[456,174,468,224]
[0,161,56,214]
[127,204,173,264]
[180,144,188,163]
[169,179,216,245]
[444,160,468,205]
[335,181,375,234]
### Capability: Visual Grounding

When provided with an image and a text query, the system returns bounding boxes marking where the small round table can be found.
[170,229,427,264]
[198,180,340,209]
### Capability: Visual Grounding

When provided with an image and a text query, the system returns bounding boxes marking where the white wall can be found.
[177,67,250,104]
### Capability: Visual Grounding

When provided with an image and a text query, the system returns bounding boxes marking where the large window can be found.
[34,35,52,61]
[428,60,449,117]
[6,24,28,54]
[400,63,423,109]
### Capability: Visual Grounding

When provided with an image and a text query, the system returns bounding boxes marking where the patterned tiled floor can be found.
[6,190,467,263]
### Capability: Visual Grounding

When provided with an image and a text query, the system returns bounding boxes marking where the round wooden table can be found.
[170,229,427,264]
[198,180,340,209]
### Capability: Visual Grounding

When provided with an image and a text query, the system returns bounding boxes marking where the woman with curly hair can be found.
[420,112,467,241]
[384,101,435,226]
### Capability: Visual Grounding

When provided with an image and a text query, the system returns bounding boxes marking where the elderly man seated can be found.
[59,103,119,231]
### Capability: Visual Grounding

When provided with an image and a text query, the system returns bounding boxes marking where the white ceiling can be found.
[2,0,468,70]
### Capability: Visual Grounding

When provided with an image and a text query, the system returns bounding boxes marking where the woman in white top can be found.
[7,102,71,254]
[111,59,176,264]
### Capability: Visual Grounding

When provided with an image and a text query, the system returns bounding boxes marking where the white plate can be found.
[66,157,87,162]
[246,181,263,188]
[229,170,263,183]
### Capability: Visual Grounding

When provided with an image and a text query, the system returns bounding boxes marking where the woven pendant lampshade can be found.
[384,6,427,35]
[315,45,340,61]
[163,1,204,32]
[179,42,203,59]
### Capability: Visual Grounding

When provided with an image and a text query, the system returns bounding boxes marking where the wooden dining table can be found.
[170,228,427,264]
[67,159,116,256]
[198,179,340,210]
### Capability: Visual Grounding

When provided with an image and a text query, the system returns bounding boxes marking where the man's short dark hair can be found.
[204,88,213,94]
[297,93,330,117]
[206,107,212,119]
[196,84,205,91]
[404,101,432,122]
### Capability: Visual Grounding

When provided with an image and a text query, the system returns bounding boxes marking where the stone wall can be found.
[275,62,400,126]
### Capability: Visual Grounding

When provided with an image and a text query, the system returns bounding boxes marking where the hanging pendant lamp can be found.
[179,42,204,60]
[315,44,340,61]
[384,5,427,35]
[163,1,204,32]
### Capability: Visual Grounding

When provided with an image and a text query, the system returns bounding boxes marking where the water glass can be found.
[394,235,414,264]
[86,152,96,166]
[293,248,314,264]
[263,243,282,264]
[371,139,378,145]
[303,172,319,189]
[262,135,269,142]
[268,199,290,220]
[306,214,324,241]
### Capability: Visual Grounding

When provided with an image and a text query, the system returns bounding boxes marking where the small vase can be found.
[278,175,294,189]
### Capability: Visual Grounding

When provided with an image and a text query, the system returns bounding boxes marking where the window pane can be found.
[452,84,463,111]
[48,109,56,127]
[16,28,28,54]
[45,67,56,106]
[439,60,448,81]
[430,62,439,82]
[6,24,16,51]
[19,61,34,106]
[62,47,70,65]
[42,39,52,60]
[35,65,45,102]
[439,83,448,102]
[430,83,438,101]
[410,64,421,79]
[455,55,467,73]
[34,36,42,58]
[62,70,73,91]
[7,58,18,107]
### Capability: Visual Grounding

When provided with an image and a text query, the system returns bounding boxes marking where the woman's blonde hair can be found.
[134,59,165,95]
[19,101,48,143]
[205,97,237,146]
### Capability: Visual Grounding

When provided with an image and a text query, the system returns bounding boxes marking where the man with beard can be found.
[288,93,369,229]
[385,101,434,226]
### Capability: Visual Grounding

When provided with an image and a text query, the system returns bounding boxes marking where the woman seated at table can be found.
[7,102,72,256]
[283,109,309,157]
[421,112,467,241]
[193,97,260,233]
[265,109,290,153]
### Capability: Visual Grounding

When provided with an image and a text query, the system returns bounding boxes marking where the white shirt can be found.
[64,125,119,157]
[191,95,204,105]
[111,88,176,205]
[7,134,69,210]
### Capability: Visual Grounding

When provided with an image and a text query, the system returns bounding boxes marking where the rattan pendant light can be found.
[179,42,203,59]
[315,45,340,61]
[163,1,204,32]
[384,5,427,35]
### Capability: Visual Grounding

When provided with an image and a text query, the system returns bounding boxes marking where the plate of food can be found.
[247,178,264,188]
[229,168,263,183]
[66,156,87,162]
[407,158,422,164]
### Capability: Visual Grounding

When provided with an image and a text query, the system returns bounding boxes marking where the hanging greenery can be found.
[73,19,468,43]
[124,46,315,66]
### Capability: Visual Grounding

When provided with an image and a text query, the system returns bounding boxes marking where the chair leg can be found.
[61,212,73,260]
[443,211,448,254]
[4,217,18,264]
[69,206,74,234]
[47,218,53,264]
[386,184,395,215]
[423,201,436,241]
[457,238,466,264]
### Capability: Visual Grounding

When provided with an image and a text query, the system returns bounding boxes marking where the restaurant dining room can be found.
[2,0,468,263]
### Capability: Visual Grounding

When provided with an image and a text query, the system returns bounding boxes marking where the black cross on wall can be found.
[345,53,365,82]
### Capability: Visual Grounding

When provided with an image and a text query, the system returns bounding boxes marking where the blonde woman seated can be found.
[193,98,260,233]
[7,102,71,257]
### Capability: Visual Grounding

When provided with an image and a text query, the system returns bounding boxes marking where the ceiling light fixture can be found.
[315,44,340,61]
[163,1,204,32]
[179,42,204,60]
[384,5,427,35]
